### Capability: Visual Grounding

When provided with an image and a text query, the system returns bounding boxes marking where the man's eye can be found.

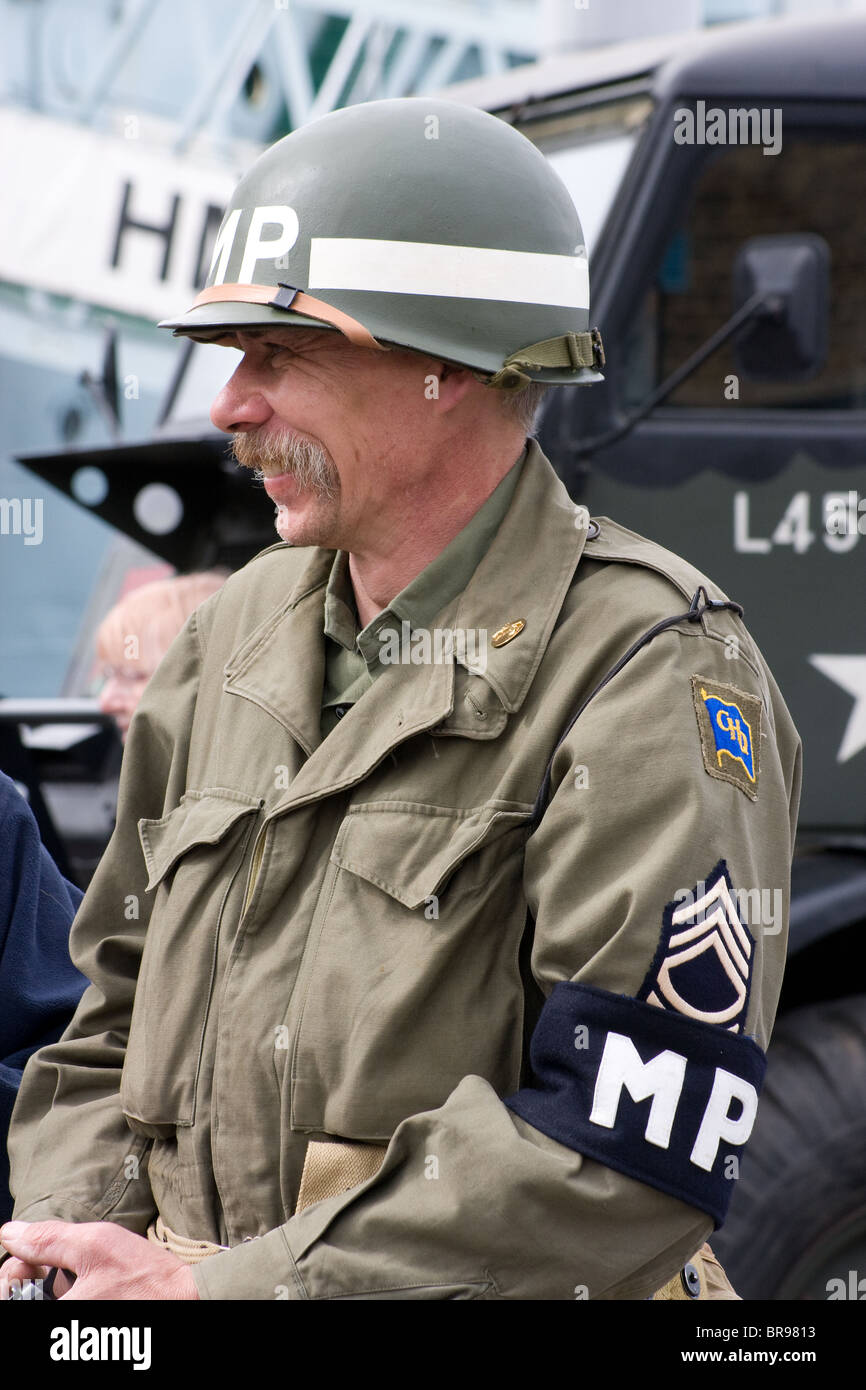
[265,344,295,366]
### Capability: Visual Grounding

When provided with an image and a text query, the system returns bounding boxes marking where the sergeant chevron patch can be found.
[691,675,761,800]
[638,862,755,1034]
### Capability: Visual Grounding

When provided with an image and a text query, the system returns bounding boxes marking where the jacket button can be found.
[334,704,349,719]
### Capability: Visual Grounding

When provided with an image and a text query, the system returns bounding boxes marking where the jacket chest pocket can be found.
[288,800,531,1141]
[121,788,262,1132]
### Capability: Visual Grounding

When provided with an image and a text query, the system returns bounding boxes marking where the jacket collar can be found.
[222,440,589,784]
[223,547,333,757]
[448,439,588,714]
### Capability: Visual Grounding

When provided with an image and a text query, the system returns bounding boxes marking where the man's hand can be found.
[0,1220,200,1300]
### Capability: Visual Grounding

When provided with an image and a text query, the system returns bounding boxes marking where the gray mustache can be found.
[231,429,340,500]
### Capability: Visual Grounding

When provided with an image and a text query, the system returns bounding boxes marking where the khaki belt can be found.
[148,1140,739,1299]
[146,1213,228,1264]
[146,1140,386,1265]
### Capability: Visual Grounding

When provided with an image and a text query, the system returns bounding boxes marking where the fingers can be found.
[0,1220,89,1276]
[51,1268,77,1298]
[0,1221,195,1300]
[0,1256,48,1298]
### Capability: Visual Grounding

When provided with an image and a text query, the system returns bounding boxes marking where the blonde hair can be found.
[97,571,228,675]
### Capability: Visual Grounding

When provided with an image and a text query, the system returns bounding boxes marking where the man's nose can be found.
[210,360,273,435]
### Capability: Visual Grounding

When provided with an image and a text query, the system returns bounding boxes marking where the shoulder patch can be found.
[638,862,754,1034]
[691,675,761,800]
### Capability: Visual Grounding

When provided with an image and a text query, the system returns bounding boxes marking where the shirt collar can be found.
[323,443,528,673]
[224,438,593,753]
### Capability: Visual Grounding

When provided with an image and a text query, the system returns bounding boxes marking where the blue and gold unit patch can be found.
[691,675,761,801]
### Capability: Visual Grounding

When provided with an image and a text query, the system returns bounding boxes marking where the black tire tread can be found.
[713,995,866,1299]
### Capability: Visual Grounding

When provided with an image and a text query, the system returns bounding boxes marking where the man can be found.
[96,572,228,742]
[1,98,800,1300]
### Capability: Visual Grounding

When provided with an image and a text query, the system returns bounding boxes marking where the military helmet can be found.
[159,97,604,390]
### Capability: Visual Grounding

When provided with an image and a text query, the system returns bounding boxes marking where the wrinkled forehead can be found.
[225,324,340,351]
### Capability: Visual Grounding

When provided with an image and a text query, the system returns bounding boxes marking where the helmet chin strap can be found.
[188,282,390,352]
[480,328,606,390]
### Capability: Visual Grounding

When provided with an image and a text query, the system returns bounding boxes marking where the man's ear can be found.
[424,360,480,411]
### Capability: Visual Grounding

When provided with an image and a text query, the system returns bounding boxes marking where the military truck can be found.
[446,12,866,1300]
[10,11,866,1299]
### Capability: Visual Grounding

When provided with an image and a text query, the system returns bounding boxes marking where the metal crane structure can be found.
[1,0,541,155]
[3,0,858,152]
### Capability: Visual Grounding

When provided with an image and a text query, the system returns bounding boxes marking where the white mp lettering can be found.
[591,1031,759,1171]
[238,205,300,284]
[690,1067,758,1171]
[208,208,242,286]
[590,1032,687,1149]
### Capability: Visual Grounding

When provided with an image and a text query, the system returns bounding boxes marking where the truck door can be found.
[540,99,866,835]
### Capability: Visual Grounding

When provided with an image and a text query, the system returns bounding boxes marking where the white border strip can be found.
[308,237,589,309]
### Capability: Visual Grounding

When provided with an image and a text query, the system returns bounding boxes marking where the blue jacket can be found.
[0,771,87,1221]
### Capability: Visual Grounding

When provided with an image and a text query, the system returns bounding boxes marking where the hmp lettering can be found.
[50,1320,152,1371]
[589,1031,758,1169]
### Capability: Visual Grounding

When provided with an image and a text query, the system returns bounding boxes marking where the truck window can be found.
[622,126,866,409]
[517,95,652,256]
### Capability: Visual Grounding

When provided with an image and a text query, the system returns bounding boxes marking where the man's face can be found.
[96,650,153,742]
[210,326,447,552]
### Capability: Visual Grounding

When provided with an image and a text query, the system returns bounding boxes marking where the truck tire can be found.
[713,995,866,1301]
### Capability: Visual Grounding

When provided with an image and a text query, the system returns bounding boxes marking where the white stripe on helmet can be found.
[308,238,589,309]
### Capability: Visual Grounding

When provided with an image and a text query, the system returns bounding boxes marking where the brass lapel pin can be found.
[491,619,526,648]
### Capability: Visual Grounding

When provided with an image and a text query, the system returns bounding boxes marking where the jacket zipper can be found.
[241,820,268,917]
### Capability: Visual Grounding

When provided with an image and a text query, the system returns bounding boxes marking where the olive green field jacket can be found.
[6,441,801,1299]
